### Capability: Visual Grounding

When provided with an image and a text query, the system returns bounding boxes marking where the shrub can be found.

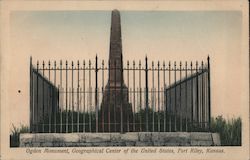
[211,116,241,146]
[10,124,29,147]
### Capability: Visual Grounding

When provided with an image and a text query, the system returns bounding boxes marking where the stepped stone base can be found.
[20,132,220,147]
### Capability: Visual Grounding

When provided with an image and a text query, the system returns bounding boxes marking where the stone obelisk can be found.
[101,9,132,132]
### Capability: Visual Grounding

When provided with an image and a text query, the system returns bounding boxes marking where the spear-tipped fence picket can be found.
[29,56,211,133]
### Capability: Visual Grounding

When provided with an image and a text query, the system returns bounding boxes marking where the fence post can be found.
[185,61,188,132]
[114,60,117,132]
[89,60,92,132]
[145,56,149,132]
[108,60,111,132]
[48,61,51,133]
[174,61,177,131]
[95,55,98,132]
[66,61,68,133]
[54,61,57,133]
[190,62,193,131]
[157,61,160,132]
[57,86,60,133]
[196,61,199,129]
[163,61,166,132]
[152,61,155,132]
[139,60,142,132]
[83,60,86,132]
[71,61,74,132]
[179,61,182,132]
[102,60,104,132]
[132,61,135,131]
[60,60,62,133]
[126,61,130,132]
[30,57,33,133]
[42,61,45,133]
[77,60,80,132]
[207,56,211,131]
[36,61,39,133]
[120,55,123,133]
[168,62,171,132]
[201,61,204,129]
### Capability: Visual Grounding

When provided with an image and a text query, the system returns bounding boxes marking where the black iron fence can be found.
[29,56,211,133]
[30,62,59,133]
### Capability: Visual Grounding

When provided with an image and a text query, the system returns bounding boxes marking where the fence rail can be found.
[30,56,211,133]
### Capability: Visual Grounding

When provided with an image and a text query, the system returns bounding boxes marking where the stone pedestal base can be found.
[100,85,133,132]
[20,132,220,147]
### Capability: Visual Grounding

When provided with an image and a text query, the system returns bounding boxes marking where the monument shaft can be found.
[109,10,123,86]
[101,10,132,132]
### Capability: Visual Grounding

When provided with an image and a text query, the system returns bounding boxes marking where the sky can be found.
[8,10,244,127]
